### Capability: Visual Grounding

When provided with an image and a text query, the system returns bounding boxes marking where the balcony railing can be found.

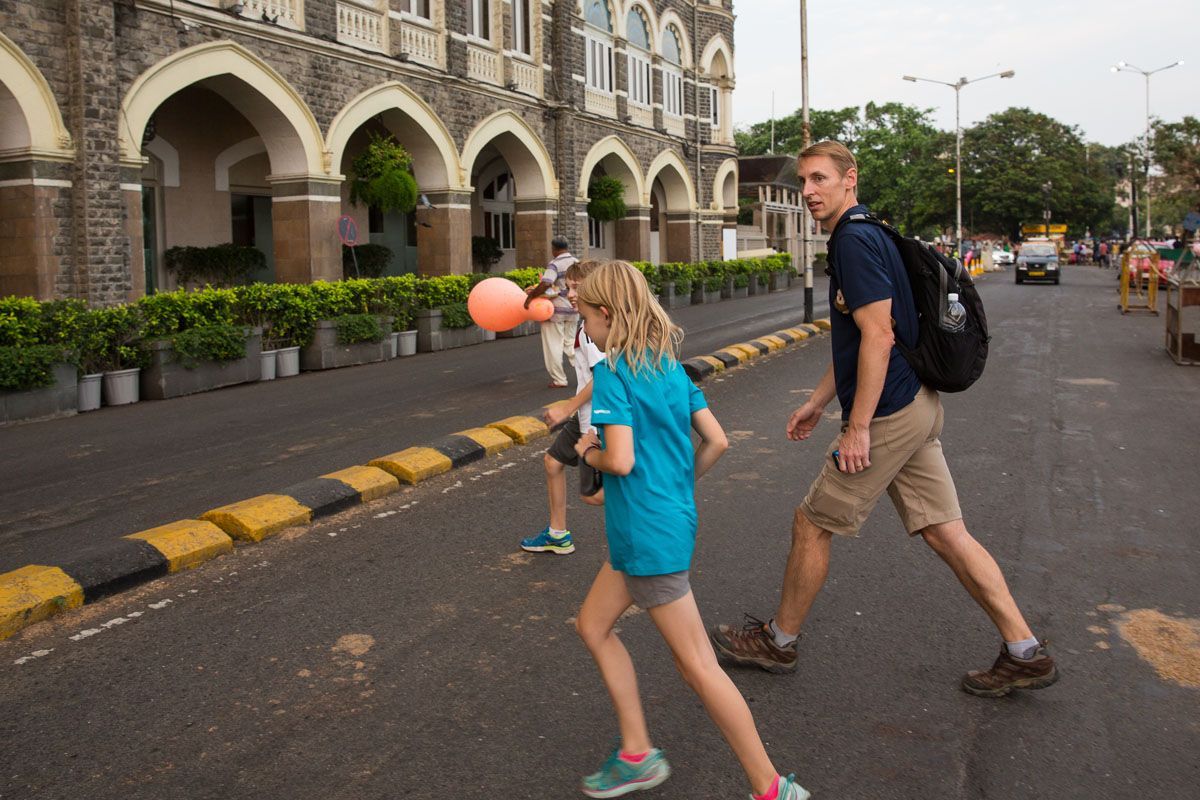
[585,86,617,119]
[508,57,542,97]
[627,104,653,128]
[467,42,501,85]
[230,0,303,30]
[398,19,444,69]
[337,1,386,53]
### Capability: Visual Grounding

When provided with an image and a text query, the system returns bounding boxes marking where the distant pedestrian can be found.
[519,260,606,556]
[710,140,1059,700]
[526,236,579,388]
[570,261,809,800]
[1098,240,1110,268]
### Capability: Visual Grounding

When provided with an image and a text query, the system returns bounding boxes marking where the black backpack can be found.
[829,213,990,393]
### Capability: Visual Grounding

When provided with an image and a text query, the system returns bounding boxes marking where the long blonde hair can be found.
[577,260,683,375]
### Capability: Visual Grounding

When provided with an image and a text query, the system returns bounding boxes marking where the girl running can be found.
[570,261,809,800]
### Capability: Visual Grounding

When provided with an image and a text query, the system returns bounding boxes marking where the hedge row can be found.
[0,256,792,391]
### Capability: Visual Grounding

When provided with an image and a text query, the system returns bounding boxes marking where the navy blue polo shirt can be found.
[828,204,921,420]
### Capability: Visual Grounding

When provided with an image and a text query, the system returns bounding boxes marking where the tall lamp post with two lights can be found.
[1111,60,1184,238]
[903,70,1015,260]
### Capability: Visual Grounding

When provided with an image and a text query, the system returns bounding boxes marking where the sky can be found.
[732,0,1195,147]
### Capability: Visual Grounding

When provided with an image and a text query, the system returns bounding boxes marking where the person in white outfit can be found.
[526,236,579,388]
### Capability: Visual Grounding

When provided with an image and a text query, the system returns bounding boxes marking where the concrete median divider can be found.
[0,318,830,643]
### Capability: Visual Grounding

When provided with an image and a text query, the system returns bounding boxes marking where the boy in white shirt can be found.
[521,261,606,554]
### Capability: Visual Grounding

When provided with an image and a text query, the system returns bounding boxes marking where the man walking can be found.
[710,141,1059,698]
[526,236,579,388]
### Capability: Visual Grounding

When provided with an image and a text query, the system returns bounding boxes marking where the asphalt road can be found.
[2,265,1197,799]
[0,279,827,573]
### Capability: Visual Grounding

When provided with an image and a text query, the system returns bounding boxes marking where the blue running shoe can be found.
[581,747,670,798]
[520,527,575,554]
[747,773,810,800]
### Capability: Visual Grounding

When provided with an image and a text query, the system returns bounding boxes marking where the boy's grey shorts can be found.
[621,570,691,609]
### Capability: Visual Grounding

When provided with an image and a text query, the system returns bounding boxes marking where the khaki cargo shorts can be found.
[800,387,962,536]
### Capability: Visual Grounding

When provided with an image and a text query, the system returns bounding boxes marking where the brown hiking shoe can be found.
[961,640,1059,697]
[709,615,798,674]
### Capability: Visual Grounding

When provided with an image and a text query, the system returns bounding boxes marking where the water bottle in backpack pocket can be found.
[942,292,967,332]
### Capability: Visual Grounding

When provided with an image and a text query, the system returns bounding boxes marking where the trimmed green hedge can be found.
[0,256,791,388]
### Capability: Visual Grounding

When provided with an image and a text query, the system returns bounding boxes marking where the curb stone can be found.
[0,318,831,643]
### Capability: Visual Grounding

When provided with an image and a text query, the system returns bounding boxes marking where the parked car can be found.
[1016,242,1060,285]
[992,248,1015,266]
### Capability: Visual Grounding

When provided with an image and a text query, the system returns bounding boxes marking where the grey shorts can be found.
[621,570,691,609]
[545,415,603,496]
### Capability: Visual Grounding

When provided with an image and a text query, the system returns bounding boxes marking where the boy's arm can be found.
[691,407,729,480]
[543,382,593,428]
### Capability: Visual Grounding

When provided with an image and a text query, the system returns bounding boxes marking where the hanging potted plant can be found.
[349,133,419,215]
[587,176,627,227]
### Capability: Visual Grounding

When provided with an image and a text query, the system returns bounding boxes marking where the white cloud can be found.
[733,0,1194,146]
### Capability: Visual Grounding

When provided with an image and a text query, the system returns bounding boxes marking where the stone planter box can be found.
[730,284,749,300]
[141,327,262,401]
[1,362,77,424]
[695,285,722,304]
[301,318,388,370]
[691,285,706,305]
[658,281,690,310]
[748,275,768,296]
[720,277,735,299]
[496,320,540,339]
[769,271,790,292]
[417,308,487,352]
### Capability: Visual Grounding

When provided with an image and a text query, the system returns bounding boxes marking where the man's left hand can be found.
[836,423,871,474]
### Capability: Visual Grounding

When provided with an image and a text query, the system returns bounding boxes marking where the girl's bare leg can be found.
[575,562,651,754]
[648,591,778,796]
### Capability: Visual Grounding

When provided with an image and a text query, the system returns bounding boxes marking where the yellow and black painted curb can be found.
[0,317,830,643]
[682,319,831,382]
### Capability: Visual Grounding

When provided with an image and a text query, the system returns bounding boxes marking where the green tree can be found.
[1151,116,1200,236]
[735,106,859,156]
[852,102,955,238]
[961,107,1116,240]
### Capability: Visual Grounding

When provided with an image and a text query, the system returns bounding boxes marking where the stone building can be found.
[0,0,739,305]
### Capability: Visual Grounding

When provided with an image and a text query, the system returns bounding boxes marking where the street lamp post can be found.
[799,0,813,323]
[1111,60,1184,238]
[902,70,1014,261]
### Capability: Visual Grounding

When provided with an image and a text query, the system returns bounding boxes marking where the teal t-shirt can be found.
[590,354,708,576]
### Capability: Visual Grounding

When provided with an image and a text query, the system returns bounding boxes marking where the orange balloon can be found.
[468,277,558,332]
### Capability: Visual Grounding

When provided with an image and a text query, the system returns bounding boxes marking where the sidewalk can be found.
[0,280,829,573]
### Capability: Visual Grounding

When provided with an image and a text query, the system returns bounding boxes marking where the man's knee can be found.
[919,518,969,553]
[792,508,833,545]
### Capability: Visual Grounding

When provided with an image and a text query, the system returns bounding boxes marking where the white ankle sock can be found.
[769,618,799,648]
[549,527,569,538]
[1005,637,1040,660]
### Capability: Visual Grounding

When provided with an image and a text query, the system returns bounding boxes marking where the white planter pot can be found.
[77,373,102,412]
[483,328,497,342]
[398,330,417,357]
[260,349,278,381]
[276,346,300,378]
[389,331,400,359]
[102,368,140,406]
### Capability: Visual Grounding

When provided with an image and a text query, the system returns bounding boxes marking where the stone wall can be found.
[0,0,739,302]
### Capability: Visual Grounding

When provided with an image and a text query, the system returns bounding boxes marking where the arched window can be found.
[626,7,652,110]
[662,25,684,118]
[585,0,611,30]
[626,7,650,49]
[584,1,614,95]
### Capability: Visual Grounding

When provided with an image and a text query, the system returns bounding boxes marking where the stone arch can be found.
[461,110,557,200]
[700,34,734,78]
[120,41,323,176]
[656,10,694,67]
[578,135,645,205]
[143,136,180,187]
[0,30,72,158]
[712,158,738,210]
[326,81,464,191]
[645,149,696,211]
[214,137,267,191]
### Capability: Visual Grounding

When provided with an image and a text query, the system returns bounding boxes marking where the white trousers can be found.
[540,315,578,386]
